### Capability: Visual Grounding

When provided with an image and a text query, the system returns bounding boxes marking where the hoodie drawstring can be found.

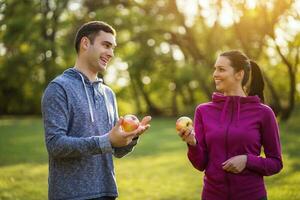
[220,96,241,127]
[220,97,230,126]
[78,73,95,122]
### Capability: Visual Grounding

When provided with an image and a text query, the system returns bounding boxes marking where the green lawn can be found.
[0,112,300,200]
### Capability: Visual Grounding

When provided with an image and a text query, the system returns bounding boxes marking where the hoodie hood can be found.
[212,92,260,104]
[63,68,103,84]
[212,92,261,126]
[62,68,111,124]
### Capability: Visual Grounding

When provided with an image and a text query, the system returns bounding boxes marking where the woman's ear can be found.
[235,70,244,81]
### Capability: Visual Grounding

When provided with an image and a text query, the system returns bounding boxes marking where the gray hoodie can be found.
[42,68,138,200]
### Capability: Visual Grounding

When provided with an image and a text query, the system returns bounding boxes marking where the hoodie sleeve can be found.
[246,106,283,176]
[42,82,113,158]
[108,90,138,158]
[187,106,209,171]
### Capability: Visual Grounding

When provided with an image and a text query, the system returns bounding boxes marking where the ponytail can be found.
[248,60,265,103]
[220,50,265,102]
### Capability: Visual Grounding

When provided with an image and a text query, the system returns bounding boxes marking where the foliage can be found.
[0,0,299,119]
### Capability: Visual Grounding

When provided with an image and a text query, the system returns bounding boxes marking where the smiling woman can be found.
[177,50,283,200]
[213,56,243,96]
[217,50,265,101]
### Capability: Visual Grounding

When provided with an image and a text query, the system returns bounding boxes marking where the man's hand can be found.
[135,116,152,136]
[178,128,197,146]
[109,116,151,147]
[222,155,247,173]
[109,117,138,147]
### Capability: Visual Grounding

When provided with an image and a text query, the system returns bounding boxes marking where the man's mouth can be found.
[99,57,108,65]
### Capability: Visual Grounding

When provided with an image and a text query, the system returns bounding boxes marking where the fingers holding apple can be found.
[176,116,193,133]
[137,115,151,135]
[109,117,137,147]
[182,129,197,146]
[121,114,140,132]
[121,114,151,136]
[176,116,197,146]
[180,128,192,140]
[140,115,152,126]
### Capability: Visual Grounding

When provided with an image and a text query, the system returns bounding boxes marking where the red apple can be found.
[121,114,140,132]
[176,116,193,132]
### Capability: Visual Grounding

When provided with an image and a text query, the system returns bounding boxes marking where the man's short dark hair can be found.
[74,21,116,53]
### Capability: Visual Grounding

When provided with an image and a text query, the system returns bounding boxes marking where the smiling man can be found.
[42,21,151,200]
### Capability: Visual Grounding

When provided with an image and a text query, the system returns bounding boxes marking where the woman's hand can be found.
[178,128,197,146]
[222,155,247,173]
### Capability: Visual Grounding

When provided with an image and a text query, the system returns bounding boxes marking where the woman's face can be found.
[213,56,243,93]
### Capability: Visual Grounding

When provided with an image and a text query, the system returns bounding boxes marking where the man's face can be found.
[83,31,116,73]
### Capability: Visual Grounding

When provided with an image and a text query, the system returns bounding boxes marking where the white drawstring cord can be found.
[78,73,94,122]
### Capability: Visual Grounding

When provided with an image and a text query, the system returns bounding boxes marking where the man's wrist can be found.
[132,136,139,140]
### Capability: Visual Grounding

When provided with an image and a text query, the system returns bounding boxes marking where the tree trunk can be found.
[133,72,162,116]
[274,44,297,121]
[130,78,143,115]
[172,87,178,116]
[263,72,282,116]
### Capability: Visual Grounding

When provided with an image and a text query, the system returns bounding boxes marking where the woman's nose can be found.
[213,70,218,78]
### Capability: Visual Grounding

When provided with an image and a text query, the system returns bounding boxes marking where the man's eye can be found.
[102,43,110,48]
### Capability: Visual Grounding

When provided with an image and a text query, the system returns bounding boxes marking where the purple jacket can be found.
[188,93,283,200]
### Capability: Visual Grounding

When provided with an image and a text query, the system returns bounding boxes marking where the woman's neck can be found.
[224,87,247,97]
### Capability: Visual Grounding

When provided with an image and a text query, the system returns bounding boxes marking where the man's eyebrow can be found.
[103,41,117,48]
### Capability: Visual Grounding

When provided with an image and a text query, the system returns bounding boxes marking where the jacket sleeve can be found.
[113,137,139,158]
[187,106,209,171]
[246,106,283,176]
[109,91,138,158]
[42,82,113,158]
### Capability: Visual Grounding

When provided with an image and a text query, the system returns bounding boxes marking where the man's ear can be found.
[80,37,90,51]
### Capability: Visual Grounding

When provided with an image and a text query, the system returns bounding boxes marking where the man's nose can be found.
[107,48,114,58]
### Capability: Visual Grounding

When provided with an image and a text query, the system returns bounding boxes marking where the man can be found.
[42,21,151,200]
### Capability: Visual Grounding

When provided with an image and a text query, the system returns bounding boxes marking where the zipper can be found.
[225,98,234,200]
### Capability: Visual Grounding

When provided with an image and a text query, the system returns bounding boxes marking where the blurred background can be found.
[0,0,300,199]
[0,0,299,119]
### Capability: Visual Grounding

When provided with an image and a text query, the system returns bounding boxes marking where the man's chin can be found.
[97,64,107,72]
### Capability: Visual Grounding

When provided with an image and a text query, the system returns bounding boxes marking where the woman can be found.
[178,50,283,200]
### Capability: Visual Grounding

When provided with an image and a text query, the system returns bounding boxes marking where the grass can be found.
[0,112,300,200]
